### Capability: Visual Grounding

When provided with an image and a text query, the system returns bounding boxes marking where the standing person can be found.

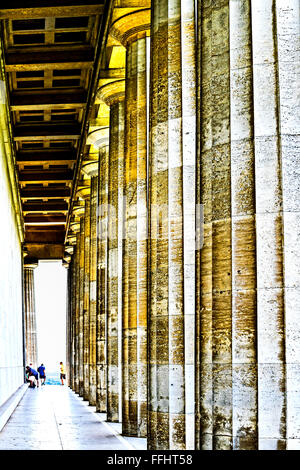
[37,363,46,385]
[60,362,66,385]
[26,365,39,388]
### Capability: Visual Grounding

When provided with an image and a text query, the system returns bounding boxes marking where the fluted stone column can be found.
[69,218,81,392]
[196,0,233,450]
[195,0,300,450]
[65,252,71,386]
[77,181,91,401]
[24,257,38,368]
[82,149,100,406]
[67,244,76,390]
[110,8,150,437]
[96,132,110,413]
[73,202,85,396]
[148,0,196,450]
[98,82,125,422]
[252,0,295,450]
[276,0,300,451]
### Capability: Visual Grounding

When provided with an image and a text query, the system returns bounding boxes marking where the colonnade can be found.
[23,258,38,368]
[65,0,300,450]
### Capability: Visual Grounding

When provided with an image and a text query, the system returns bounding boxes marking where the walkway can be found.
[0,385,142,450]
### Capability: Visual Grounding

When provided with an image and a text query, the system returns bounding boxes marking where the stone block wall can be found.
[0,118,24,409]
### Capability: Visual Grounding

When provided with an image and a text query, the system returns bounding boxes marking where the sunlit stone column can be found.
[148,0,196,449]
[276,0,300,451]
[66,242,76,390]
[195,0,233,450]
[98,82,125,422]
[230,0,257,450]
[196,0,254,450]
[24,257,38,368]
[77,181,91,401]
[195,0,300,451]
[96,133,110,413]
[252,0,291,450]
[82,153,98,406]
[82,146,100,406]
[64,248,72,386]
[110,8,150,436]
[73,200,86,396]
[69,219,81,392]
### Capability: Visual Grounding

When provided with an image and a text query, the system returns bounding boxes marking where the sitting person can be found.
[25,365,39,388]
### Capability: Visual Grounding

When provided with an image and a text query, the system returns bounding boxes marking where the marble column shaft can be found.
[79,215,85,396]
[96,142,109,413]
[107,99,125,422]
[195,0,300,450]
[24,266,38,367]
[89,176,98,406]
[83,198,91,401]
[148,0,196,450]
[70,253,77,390]
[122,27,149,438]
[275,0,300,450]
[74,229,81,394]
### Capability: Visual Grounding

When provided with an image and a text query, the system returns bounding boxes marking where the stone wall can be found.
[0,142,24,408]
[0,47,24,406]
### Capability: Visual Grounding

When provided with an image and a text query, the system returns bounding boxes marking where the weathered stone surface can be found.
[122,29,149,437]
[96,141,109,413]
[148,0,196,450]
[89,176,98,406]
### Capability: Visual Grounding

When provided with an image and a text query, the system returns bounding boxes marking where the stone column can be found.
[252,0,287,450]
[66,244,76,390]
[275,0,300,451]
[98,82,125,422]
[23,257,38,368]
[195,0,300,450]
[110,8,150,436]
[69,218,81,392]
[148,0,196,450]
[82,147,100,406]
[73,201,86,396]
[77,181,91,400]
[96,132,110,413]
[64,251,71,386]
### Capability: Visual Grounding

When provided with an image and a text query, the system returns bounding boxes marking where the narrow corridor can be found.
[0,386,141,450]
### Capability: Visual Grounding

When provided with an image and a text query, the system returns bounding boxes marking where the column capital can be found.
[82,126,110,178]
[66,233,77,244]
[97,79,125,106]
[76,179,91,200]
[86,126,109,149]
[110,8,151,47]
[65,245,74,255]
[63,252,72,264]
[72,202,85,220]
[24,256,38,269]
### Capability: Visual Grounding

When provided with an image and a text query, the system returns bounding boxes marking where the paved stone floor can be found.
[0,385,145,450]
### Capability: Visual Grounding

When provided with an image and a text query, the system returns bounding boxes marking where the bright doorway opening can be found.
[35,261,67,385]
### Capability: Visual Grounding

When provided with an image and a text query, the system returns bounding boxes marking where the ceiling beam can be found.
[0,3,104,19]
[23,242,65,260]
[11,89,87,110]
[24,215,66,224]
[19,170,73,182]
[16,150,76,165]
[14,122,81,140]
[20,187,71,199]
[23,202,69,213]
[5,47,94,72]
